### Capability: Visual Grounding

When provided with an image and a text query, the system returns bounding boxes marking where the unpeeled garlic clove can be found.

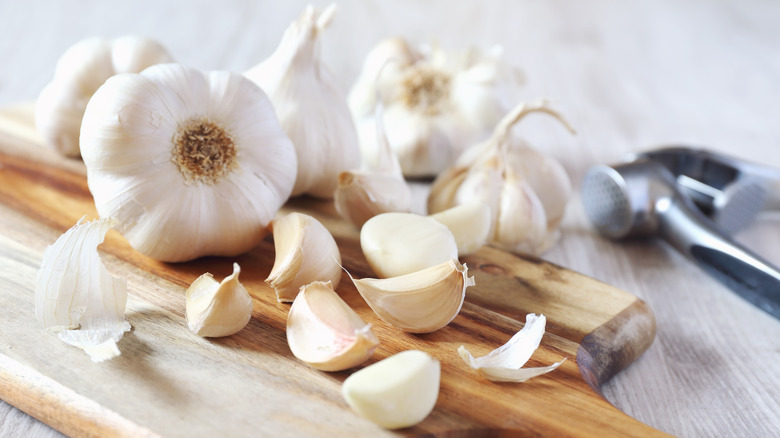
[342,350,440,429]
[186,263,253,338]
[266,212,342,303]
[360,212,457,278]
[286,281,379,371]
[428,200,491,256]
[350,259,473,333]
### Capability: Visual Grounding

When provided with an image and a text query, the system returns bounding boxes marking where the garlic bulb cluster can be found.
[349,37,524,177]
[35,217,131,362]
[428,100,575,255]
[80,63,297,262]
[245,4,361,199]
[36,36,172,157]
[186,263,253,337]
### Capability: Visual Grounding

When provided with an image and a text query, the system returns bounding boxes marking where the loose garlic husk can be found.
[428,200,491,256]
[360,212,458,278]
[265,212,342,303]
[428,99,574,255]
[35,36,172,157]
[80,63,297,262]
[342,350,440,429]
[349,259,473,333]
[349,37,523,177]
[245,4,361,199]
[186,263,253,338]
[286,281,379,371]
[35,217,131,362]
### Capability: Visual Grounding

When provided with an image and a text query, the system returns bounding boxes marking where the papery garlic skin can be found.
[360,212,458,278]
[35,217,131,362]
[265,212,342,303]
[35,36,172,157]
[186,263,253,337]
[349,37,523,177]
[350,259,473,333]
[286,281,379,371]
[80,63,297,262]
[245,4,360,199]
[429,200,491,256]
[342,350,440,429]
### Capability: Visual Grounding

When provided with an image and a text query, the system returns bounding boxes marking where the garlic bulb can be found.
[35,217,131,362]
[35,36,172,157]
[458,313,565,382]
[428,99,574,255]
[428,200,491,256]
[349,37,523,177]
[186,263,253,337]
[80,63,297,262]
[350,259,473,333]
[360,212,458,278]
[265,212,342,303]
[342,350,440,429]
[245,4,361,199]
[286,281,379,371]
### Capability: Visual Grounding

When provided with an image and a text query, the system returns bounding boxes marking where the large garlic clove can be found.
[429,200,491,256]
[186,263,253,337]
[265,212,342,303]
[350,259,473,333]
[35,217,131,362]
[286,281,379,371]
[342,350,440,429]
[360,212,458,278]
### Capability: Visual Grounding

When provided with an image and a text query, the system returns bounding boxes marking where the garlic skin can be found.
[286,281,379,371]
[428,200,491,256]
[35,36,172,157]
[245,4,361,199]
[186,263,253,338]
[265,212,342,303]
[349,37,523,177]
[350,259,473,333]
[80,63,297,262]
[35,217,131,362]
[458,313,565,382]
[342,350,440,429]
[428,100,574,255]
[360,212,458,278]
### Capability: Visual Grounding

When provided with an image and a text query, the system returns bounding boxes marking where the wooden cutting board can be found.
[0,104,664,437]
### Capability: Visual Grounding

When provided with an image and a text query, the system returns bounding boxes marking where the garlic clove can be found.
[265,212,342,303]
[360,212,458,279]
[428,200,491,256]
[341,350,440,429]
[186,263,253,337]
[493,168,549,254]
[334,171,412,228]
[349,259,473,333]
[286,281,379,371]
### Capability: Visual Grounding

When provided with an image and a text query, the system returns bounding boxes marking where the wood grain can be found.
[0,106,663,436]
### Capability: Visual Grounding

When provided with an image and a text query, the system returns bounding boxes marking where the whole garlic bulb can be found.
[428,100,574,255]
[80,63,297,262]
[349,37,524,177]
[35,36,172,157]
[245,4,361,199]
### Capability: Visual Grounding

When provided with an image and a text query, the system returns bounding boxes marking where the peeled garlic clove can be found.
[186,263,253,337]
[458,313,565,382]
[35,217,131,362]
[350,259,473,333]
[266,212,342,303]
[429,200,491,256]
[360,212,457,278]
[342,350,440,429]
[286,281,379,371]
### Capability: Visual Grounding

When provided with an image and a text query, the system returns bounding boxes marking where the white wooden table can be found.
[1,1,779,436]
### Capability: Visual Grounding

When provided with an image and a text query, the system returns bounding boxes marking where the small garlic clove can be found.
[334,171,412,228]
[265,212,342,303]
[286,281,379,371]
[186,263,253,338]
[492,168,549,254]
[350,259,473,333]
[342,350,440,429]
[429,200,491,256]
[360,212,458,278]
